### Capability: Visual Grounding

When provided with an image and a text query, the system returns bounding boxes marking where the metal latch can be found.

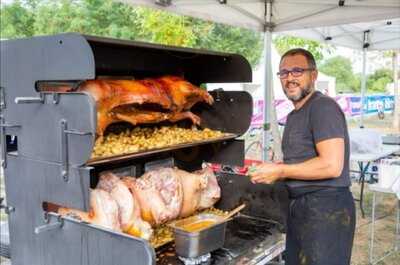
[14,93,45,104]
[0,86,6,110]
[0,115,21,168]
[35,213,63,234]
[0,197,15,214]
[214,88,224,102]
[60,119,92,182]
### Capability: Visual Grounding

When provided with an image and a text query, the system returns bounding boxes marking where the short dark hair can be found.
[279,48,317,69]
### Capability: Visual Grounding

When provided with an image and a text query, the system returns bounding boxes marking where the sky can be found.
[0,0,13,4]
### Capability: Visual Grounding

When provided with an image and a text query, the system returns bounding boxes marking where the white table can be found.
[368,184,400,265]
[350,145,400,218]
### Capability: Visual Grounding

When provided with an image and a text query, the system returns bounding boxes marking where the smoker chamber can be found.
[0,33,285,265]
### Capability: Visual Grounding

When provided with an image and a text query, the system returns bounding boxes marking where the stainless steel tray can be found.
[169,213,227,258]
[86,133,237,166]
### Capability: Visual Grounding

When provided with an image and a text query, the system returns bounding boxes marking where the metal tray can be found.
[169,213,227,258]
[382,134,400,145]
[86,133,237,166]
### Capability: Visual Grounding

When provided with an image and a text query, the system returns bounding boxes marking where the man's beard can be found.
[284,82,313,103]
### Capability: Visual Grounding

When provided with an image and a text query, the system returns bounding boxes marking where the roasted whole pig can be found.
[96,172,153,239]
[58,189,121,232]
[58,167,221,240]
[76,76,214,136]
[126,168,183,226]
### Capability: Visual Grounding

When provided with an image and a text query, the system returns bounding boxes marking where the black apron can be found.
[285,187,356,265]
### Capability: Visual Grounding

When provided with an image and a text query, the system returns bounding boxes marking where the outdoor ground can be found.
[351,184,399,265]
[0,113,399,265]
[349,113,399,265]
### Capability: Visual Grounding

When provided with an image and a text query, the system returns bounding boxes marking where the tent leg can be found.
[360,48,367,128]
[262,31,273,161]
[262,1,273,162]
[360,31,369,128]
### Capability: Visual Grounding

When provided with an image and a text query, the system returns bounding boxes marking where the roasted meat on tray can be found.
[58,167,221,241]
[76,76,214,136]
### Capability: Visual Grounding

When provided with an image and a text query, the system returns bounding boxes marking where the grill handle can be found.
[14,93,45,104]
[60,119,92,181]
[0,116,21,168]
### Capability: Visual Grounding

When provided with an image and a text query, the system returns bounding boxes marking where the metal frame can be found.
[369,186,400,265]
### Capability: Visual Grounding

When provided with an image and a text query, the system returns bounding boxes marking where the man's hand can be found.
[248,163,284,184]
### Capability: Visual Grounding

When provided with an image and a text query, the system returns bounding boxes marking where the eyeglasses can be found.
[277,67,314,79]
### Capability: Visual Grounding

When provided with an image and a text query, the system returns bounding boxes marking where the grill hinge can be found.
[35,213,63,234]
[60,119,92,182]
[0,197,15,214]
[0,116,21,168]
[0,86,6,110]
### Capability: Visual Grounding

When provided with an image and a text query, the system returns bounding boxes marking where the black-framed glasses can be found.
[277,67,314,79]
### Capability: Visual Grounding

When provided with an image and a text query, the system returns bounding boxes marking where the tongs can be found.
[222,203,246,221]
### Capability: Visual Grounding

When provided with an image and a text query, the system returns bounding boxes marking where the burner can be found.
[178,253,211,265]
[157,216,284,265]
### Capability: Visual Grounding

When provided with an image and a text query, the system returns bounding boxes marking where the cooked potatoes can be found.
[92,126,226,159]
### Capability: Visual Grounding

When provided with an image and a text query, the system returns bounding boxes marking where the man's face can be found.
[279,54,318,102]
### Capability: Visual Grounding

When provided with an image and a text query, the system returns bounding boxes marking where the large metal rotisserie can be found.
[0,33,285,265]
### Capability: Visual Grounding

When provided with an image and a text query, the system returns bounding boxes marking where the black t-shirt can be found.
[282,91,350,189]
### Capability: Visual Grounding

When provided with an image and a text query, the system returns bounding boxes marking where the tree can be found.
[0,0,263,67]
[367,68,393,93]
[273,35,334,63]
[0,0,37,38]
[194,23,263,67]
[1,0,145,39]
[136,8,196,47]
[319,56,359,93]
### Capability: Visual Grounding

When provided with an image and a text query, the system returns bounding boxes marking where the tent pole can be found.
[262,0,273,161]
[360,31,369,128]
[262,30,273,161]
[393,50,400,131]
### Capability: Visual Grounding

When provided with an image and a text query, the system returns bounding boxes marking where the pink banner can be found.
[251,95,355,127]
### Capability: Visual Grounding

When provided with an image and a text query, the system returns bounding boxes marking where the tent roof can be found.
[281,18,400,50]
[121,1,399,30]
[120,0,400,50]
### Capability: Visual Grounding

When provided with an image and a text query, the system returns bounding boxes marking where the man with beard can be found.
[248,48,355,265]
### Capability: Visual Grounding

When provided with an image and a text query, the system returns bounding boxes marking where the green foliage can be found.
[0,0,330,68]
[319,56,359,93]
[136,8,196,47]
[194,23,264,66]
[0,0,37,38]
[367,68,393,93]
[1,0,144,39]
[0,0,263,66]
[273,35,334,63]
[320,56,394,94]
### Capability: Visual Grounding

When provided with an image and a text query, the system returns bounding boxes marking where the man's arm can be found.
[282,137,344,180]
[249,137,344,184]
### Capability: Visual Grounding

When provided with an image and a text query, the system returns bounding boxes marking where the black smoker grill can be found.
[0,33,285,265]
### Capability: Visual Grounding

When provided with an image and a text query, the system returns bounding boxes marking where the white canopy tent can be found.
[120,0,400,160]
[282,19,400,128]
